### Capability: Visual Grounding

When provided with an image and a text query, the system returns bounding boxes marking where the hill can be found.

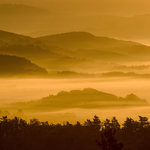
[0,4,51,34]
[49,71,95,78]
[101,72,150,78]
[83,14,150,40]
[38,32,140,50]
[0,54,48,77]
[105,45,150,59]
[55,48,140,62]
[38,32,150,60]
[0,31,147,72]
[1,30,150,72]
[0,44,93,71]
[12,88,149,111]
[0,4,48,16]
[0,30,34,44]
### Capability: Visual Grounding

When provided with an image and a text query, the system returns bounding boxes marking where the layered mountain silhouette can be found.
[49,71,96,78]
[38,32,140,50]
[0,4,48,16]
[0,30,34,45]
[1,3,150,40]
[101,72,150,78]
[56,48,140,62]
[0,4,50,34]
[1,30,150,72]
[0,44,90,71]
[83,14,150,39]
[0,54,48,77]
[12,88,149,111]
[106,45,150,59]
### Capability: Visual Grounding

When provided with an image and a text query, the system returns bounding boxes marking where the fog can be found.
[1,78,150,103]
[44,106,150,124]
[1,0,150,125]
[0,77,150,123]
[1,1,150,41]
[1,0,150,16]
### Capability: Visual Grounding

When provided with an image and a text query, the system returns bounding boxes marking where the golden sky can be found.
[1,0,150,16]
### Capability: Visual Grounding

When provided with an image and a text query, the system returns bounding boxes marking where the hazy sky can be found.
[1,0,150,16]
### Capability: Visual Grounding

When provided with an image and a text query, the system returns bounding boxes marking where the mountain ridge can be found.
[11,88,149,111]
[38,31,141,50]
[0,4,48,16]
[0,54,48,77]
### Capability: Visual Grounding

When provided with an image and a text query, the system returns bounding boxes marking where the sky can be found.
[1,0,150,41]
[1,0,150,16]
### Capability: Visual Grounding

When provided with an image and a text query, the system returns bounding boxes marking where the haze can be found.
[1,0,150,44]
[1,0,150,16]
[1,0,150,125]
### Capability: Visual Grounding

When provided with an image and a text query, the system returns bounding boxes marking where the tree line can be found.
[0,115,149,150]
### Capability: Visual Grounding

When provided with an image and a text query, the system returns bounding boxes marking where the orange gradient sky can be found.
[1,0,150,16]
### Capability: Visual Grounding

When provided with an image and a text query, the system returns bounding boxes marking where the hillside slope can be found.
[12,88,149,111]
[0,54,48,77]
[38,32,140,49]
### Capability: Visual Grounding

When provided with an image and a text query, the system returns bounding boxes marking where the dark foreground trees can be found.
[0,115,150,150]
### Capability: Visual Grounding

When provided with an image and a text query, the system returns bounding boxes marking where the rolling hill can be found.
[0,30,34,45]
[0,54,48,77]
[0,4,48,16]
[1,30,150,72]
[11,88,149,111]
[38,32,150,60]
[0,44,92,71]
[38,32,140,50]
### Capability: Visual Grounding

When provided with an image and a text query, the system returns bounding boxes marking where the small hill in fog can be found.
[101,72,150,78]
[12,88,149,111]
[0,54,48,77]
[49,71,95,78]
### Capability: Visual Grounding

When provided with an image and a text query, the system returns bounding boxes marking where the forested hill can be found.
[0,54,48,77]
[12,88,149,111]
[1,30,150,72]
[0,30,35,47]
[38,31,140,49]
[0,4,47,16]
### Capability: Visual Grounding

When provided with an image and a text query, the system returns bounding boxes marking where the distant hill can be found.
[0,30,34,44]
[49,71,95,78]
[1,30,150,72]
[38,32,150,60]
[38,32,140,50]
[0,4,51,34]
[101,72,150,78]
[0,40,7,47]
[12,88,149,111]
[0,4,48,16]
[100,45,150,60]
[0,54,48,77]
[57,48,139,62]
[0,44,92,71]
[83,14,150,40]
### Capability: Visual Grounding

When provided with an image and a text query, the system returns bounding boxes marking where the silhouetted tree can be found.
[2,115,150,150]
[97,128,123,150]
[139,116,149,128]
[92,115,101,130]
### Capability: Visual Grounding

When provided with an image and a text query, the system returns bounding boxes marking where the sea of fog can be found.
[0,78,150,103]
[1,77,150,123]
